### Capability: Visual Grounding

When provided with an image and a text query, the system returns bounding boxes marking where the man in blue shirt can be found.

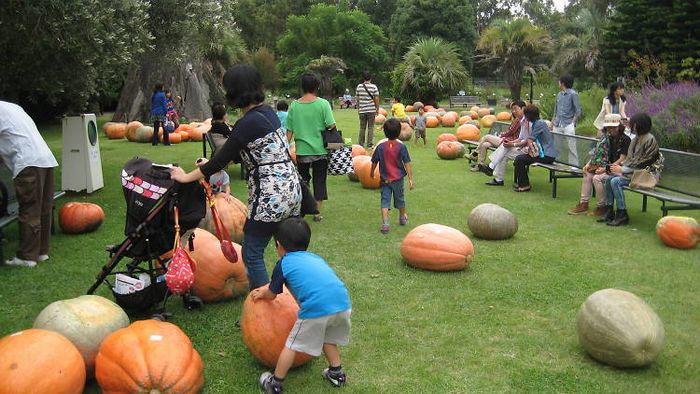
[550,74,582,166]
[252,218,351,393]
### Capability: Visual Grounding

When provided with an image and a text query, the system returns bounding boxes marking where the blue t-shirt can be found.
[371,140,411,183]
[277,111,288,133]
[269,251,351,319]
[151,91,168,117]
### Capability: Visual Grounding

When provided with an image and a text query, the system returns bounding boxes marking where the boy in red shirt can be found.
[370,119,415,234]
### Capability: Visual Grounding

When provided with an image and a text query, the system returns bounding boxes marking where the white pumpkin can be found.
[33,295,129,376]
[576,289,665,368]
[467,203,518,240]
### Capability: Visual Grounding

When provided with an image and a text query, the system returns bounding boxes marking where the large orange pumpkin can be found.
[0,329,86,394]
[399,122,413,141]
[436,133,458,144]
[182,228,249,302]
[348,155,371,182]
[405,105,415,112]
[400,223,475,271]
[426,116,440,128]
[656,216,700,249]
[187,125,209,142]
[102,122,127,139]
[456,124,481,141]
[480,115,497,128]
[375,114,386,125]
[164,131,182,144]
[179,131,191,142]
[199,193,247,243]
[95,320,203,393]
[436,141,465,160]
[33,295,129,378]
[496,111,513,121]
[241,289,314,368]
[59,202,105,234]
[378,107,388,116]
[125,121,144,139]
[441,115,456,127]
[351,144,368,157]
[356,158,381,189]
[424,105,435,112]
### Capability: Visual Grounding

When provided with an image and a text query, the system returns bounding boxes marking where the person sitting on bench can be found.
[469,100,525,175]
[512,105,559,192]
[0,100,59,267]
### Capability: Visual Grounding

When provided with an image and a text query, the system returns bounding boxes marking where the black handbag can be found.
[323,126,345,150]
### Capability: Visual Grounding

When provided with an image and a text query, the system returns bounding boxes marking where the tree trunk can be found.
[112,59,227,122]
[509,83,522,101]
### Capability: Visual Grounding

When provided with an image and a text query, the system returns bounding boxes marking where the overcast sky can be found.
[553,0,569,12]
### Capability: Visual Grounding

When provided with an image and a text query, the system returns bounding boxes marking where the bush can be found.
[627,82,700,153]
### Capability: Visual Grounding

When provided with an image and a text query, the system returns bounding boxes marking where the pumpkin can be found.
[356,158,381,189]
[458,116,472,125]
[103,122,127,139]
[59,202,105,234]
[656,216,700,249]
[0,329,85,394]
[164,131,182,144]
[375,114,386,125]
[378,107,388,116]
[187,124,210,142]
[437,110,447,117]
[128,125,154,143]
[125,121,144,139]
[33,295,129,377]
[351,144,368,157]
[426,116,440,128]
[496,111,512,121]
[470,106,480,113]
[441,115,456,127]
[182,228,248,302]
[199,193,248,243]
[480,115,497,128]
[470,110,479,120]
[577,289,665,368]
[436,133,458,144]
[436,141,465,160]
[400,223,475,271]
[424,105,435,112]
[477,108,492,118]
[95,320,204,393]
[456,124,481,142]
[445,111,459,121]
[413,101,423,108]
[179,131,191,142]
[241,289,313,368]
[348,155,371,182]
[399,122,413,141]
[405,105,415,112]
[467,203,518,240]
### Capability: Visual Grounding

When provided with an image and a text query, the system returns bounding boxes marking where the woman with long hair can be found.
[593,81,627,132]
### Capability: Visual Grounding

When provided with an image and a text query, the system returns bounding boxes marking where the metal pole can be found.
[530,72,534,101]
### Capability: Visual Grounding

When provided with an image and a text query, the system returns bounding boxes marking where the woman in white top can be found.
[593,82,627,132]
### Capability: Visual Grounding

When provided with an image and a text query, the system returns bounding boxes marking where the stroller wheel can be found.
[151,312,172,321]
[183,294,203,310]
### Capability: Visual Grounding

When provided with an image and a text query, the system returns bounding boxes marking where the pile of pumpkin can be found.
[102,120,214,144]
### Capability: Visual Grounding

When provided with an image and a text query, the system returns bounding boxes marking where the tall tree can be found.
[306,56,348,102]
[475,0,516,33]
[554,7,608,78]
[388,0,477,71]
[233,0,316,51]
[0,0,150,118]
[392,37,469,106]
[277,4,388,93]
[477,18,553,99]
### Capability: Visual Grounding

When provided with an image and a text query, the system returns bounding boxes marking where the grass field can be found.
[1,108,699,393]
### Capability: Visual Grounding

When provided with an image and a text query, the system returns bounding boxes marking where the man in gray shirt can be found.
[550,74,582,166]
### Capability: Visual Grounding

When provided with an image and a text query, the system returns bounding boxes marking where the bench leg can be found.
[0,228,4,264]
[661,201,667,217]
[202,138,207,158]
[642,195,647,212]
[552,176,557,199]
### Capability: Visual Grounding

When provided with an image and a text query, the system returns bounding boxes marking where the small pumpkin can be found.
[378,107,388,116]
[375,114,386,125]
[436,141,465,160]
[182,228,248,302]
[456,124,481,141]
[0,329,86,394]
[424,105,435,113]
[426,116,440,128]
[241,289,313,368]
[400,223,475,271]
[103,122,127,139]
[436,133,458,144]
[95,320,204,393]
[480,115,497,128]
[405,105,415,112]
[470,110,479,120]
[470,106,480,113]
[496,111,512,121]
[477,108,492,118]
[656,216,699,249]
[351,144,368,157]
[59,202,105,234]
[348,155,371,182]
[33,295,129,377]
[399,122,413,141]
[458,116,472,125]
[199,193,248,243]
[467,203,518,240]
[356,158,381,189]
[577,289,665,368]
[440,115,456,127]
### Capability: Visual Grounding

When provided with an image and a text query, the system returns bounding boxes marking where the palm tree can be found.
[395,37,469,106]
[477,18,553,100]
[554,7,607,77]
[306,56,347,103]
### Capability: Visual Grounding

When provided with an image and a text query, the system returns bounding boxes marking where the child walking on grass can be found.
[251,218,352,393]
[413,105,427,145]
[370,118,415,234]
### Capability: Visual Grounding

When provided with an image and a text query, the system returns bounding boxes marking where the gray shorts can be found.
[285,310,352,356]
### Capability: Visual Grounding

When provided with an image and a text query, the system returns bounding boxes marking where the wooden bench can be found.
[449,95,480,108]
[0,165,65,263]
[460,121,510,153]
[202,132,246,180]
[623,148,700,216]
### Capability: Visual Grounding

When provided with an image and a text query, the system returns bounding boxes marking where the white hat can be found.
[603,113,622,127]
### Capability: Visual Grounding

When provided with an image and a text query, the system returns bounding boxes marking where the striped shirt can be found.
[356,82,379,114]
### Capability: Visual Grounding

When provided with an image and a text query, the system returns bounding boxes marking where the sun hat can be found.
[603,113,622,127]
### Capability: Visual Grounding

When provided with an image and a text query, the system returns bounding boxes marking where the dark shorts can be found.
[415,128,426,138]
[380,179,405,209]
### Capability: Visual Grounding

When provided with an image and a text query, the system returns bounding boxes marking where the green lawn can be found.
[1,108,699,393]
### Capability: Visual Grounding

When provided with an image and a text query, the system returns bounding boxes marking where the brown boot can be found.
[588,205,607,217]
[567,202,589,215]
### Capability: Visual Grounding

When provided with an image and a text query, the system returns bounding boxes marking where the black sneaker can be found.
[323,368,347,387]
[477,164,493,177]
[485,179,504,186]
[259,372,283,393]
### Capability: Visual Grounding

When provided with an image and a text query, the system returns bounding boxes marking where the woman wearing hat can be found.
[593,82,627,132]
[568,113,631,215]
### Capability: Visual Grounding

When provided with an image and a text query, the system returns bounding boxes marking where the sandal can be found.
[514,186,531,192]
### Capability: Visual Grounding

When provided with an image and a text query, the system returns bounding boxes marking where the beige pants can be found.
[14,167,54,261]
[476,135,503,164]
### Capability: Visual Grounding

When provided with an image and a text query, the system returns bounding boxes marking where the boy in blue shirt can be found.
[252,218,352,393]
[370,118,415,234]
[276,100,289,133]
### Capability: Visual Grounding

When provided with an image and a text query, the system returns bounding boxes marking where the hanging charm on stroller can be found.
[201,180,238,263]
[165,207,197,295]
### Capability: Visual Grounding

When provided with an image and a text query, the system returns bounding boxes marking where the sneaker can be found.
[469,164,479,172]
[381,224,390,234]
[399,215,408,226]
[477,164,493,177]
[323,368,347,387]
[485,179,504,186]
[567,202,589,215]
[259,372,283,394]
[37,254,49,262]
[5,257,37,267]
[588,206,607,217]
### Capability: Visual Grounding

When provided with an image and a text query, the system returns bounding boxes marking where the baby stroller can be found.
[87,157,206,320]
